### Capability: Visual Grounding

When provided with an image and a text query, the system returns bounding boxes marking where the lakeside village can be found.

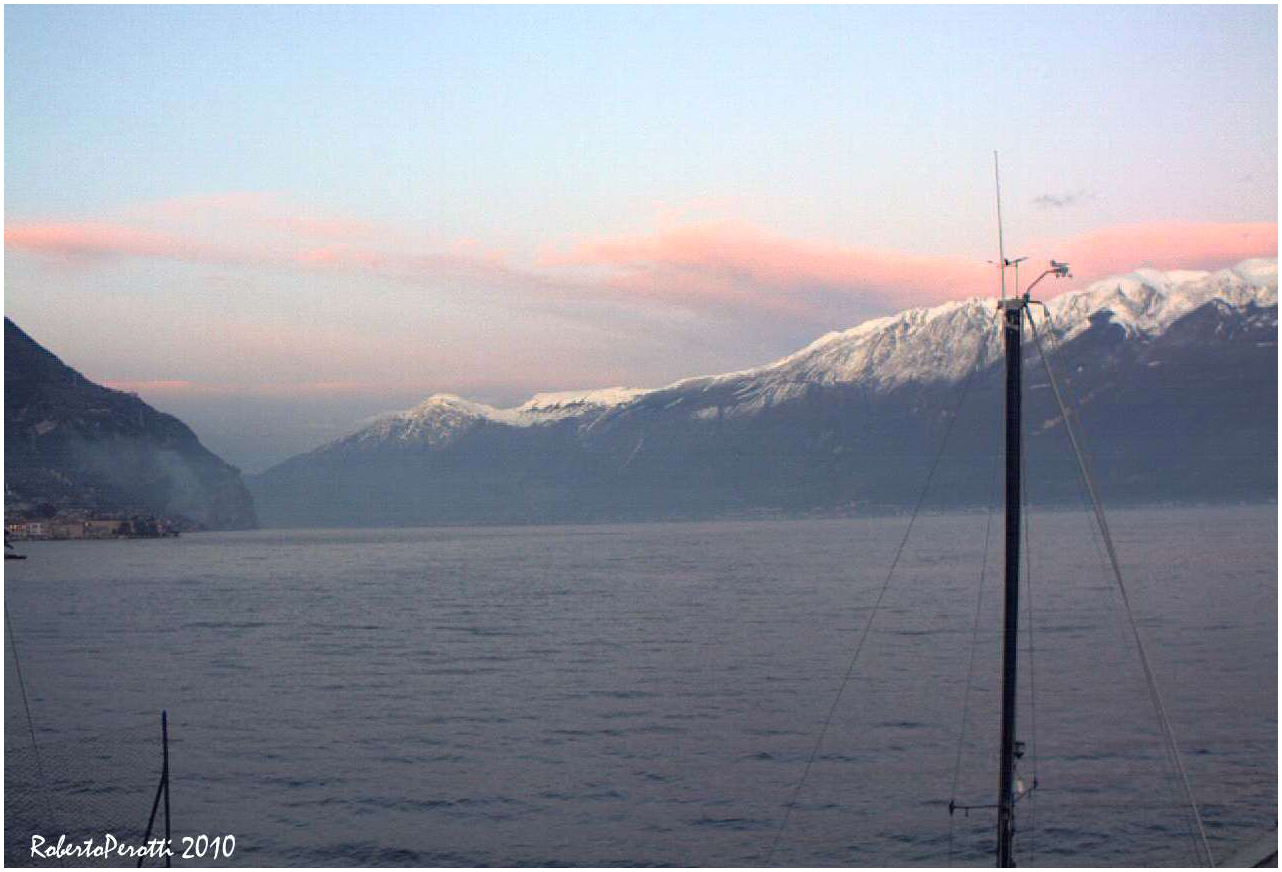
[5,512,181,541]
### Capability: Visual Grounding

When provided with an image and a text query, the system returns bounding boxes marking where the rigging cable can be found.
[766,313,996,865]
[6,600,59,834]
[1026,307,1213,867]
[946,320,1005,867]
[1033,308,1203,860]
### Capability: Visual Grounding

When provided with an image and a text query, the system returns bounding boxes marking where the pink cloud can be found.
[1054,221,1278,284]
[4,223,217,263]
[545,222,995,315]
[546,220,1280,316]
[6,198,533,294]
[9,199,1275,326]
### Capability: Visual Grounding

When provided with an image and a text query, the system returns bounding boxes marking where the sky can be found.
[5,5,1278,472]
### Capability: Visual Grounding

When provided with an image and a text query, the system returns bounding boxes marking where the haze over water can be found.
[4,505,1275,866]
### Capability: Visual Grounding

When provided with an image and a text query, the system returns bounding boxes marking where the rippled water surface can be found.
[4,505,1276,866]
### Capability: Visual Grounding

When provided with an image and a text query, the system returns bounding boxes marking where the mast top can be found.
[993,153,1073,306]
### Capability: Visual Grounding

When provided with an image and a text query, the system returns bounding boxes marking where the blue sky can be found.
[5,5,1277,470]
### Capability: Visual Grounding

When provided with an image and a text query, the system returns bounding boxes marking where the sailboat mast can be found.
[988,154,1072,867]
[996,294,1023,867]
[992,150,1022,868]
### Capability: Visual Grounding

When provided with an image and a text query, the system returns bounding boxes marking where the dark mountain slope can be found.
[5,318,258,529]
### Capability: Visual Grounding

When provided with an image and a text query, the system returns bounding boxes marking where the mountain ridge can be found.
[250,258,1278,528]
[310,258,1280,448]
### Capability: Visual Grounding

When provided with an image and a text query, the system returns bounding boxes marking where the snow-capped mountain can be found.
[322,258,1277,444]
[250,259,1277,527]
[343,388,650,451]
[651,257,1278,410]
[1046,257,1277,339]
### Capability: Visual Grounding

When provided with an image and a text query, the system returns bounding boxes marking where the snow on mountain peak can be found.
[349,393,505,448]
[1232,257,1278,287]
[1044,258,1278,340]
[338,387,650,450]
[770,295,1003,388]
[517,388,650,422]
[636,258,1276,419]
[337,257,1275,448]
[407,393,495,417]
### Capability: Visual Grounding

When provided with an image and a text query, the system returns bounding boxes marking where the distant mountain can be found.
[250,259,1278,528]
[5,318,258,530]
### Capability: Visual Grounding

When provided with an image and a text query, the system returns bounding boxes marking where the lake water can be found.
[4,505,1276,866]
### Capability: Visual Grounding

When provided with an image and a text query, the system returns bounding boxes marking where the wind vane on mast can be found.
[992,154,1071,301]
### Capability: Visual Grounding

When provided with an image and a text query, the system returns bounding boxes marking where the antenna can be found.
[994,151,1006,299]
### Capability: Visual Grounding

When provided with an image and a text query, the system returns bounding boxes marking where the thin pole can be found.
[162,711,171,868]
[138,711,170,868]
[995,152,1006,299]
[996,299,1023,867]
[139,760,164,866]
